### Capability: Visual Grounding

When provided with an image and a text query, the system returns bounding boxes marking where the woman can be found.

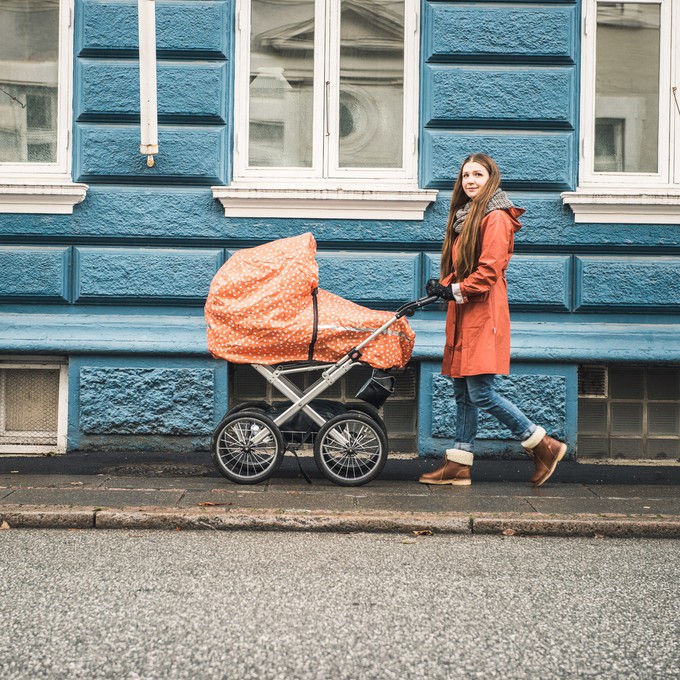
[420,153,566,487]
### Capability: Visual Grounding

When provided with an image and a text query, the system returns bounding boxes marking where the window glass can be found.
[594,2,660,173]
[338,0,403,168]
[248,0,315,168]
[0,0,59,164]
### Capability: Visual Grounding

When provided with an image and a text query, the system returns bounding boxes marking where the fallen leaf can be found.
[197,501,233,507]
[412,529,433,537]
[401,539,417,544]
[502,528,516,536]
[0,521,10,530]
[593,532,606,539]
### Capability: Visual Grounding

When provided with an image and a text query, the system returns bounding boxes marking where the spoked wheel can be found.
[212,411,284,484]
[345,403,388,439]
[313,413,388,486]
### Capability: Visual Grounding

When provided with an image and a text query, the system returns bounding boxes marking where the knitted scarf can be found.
[452,188,515,234]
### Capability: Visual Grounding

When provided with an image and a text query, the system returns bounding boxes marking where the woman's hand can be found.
[425,278,455,300]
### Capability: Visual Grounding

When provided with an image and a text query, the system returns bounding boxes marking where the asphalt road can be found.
[1,531,678,680]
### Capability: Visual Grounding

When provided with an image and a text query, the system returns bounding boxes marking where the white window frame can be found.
[213,0,436,219]
[562,0,680,223]
[0,360,68,455]
[0,0,87,214]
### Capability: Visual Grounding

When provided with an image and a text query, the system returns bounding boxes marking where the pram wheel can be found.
[345,403,388,438]
[212,411,284,484]
[314,413,388,487]
[227,401,269,416]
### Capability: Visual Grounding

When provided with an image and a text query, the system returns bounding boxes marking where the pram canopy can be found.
[205,233,415,370]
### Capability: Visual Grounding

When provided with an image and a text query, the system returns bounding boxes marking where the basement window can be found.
[578,364,680,460]
[0,360,67,454]
[231,363,418,453]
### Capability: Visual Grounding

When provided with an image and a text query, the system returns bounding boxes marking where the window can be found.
[578,364,680,460]
[0,360,68,455]
[562,0,680,223]
[0,0,87,214]
[213,0,436,219]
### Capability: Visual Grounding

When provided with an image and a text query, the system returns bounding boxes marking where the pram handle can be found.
[395,295,440,319]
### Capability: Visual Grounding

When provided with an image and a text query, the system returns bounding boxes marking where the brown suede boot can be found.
[419,449,472,486]
[522,427,567,487]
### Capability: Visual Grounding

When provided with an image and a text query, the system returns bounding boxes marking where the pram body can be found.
[205,233,436,486]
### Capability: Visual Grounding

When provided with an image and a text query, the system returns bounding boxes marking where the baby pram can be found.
[205,233,436,486]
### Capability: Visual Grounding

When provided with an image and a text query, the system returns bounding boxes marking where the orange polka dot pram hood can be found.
[205,233,415,369]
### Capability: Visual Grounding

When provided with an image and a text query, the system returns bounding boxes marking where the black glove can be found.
[425,278,454,300]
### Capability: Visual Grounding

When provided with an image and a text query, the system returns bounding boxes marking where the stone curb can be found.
[1,505,680,538]
[472,516,680,539]
[95,508,472,533]
[0,506,94,529]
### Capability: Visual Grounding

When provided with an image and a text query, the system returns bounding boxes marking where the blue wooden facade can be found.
[1,0,679,457]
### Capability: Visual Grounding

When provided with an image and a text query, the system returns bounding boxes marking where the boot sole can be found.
[532,442,567,487]
[418,478,472,486]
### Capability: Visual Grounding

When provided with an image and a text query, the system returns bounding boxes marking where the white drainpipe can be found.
[138,0,158,167]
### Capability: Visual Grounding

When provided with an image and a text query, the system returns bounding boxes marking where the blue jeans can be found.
[452,374,535,452]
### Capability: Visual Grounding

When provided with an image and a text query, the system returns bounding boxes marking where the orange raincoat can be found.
[441,207,524,378]
[205,233,415,370]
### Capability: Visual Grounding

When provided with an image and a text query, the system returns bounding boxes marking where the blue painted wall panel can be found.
[74,247,223,302]
[424,66,575,127]
[0,247,70,302]
[422,131,576,189]
[418,361,578,457]
[506,256,571,310]
[424,3,577,62]
[75,124,227,184]
[575,257,680,311]
[77,60,228,121]
[317,252,420,305]
[431,373,567,440]
[79,366,215,434]
[78,0,229,56]
[424,253,571,310]
[7,189,680,250]
[68,356,228,451]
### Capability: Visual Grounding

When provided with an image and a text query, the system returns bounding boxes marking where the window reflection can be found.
[595,2,660,174]
[247,0,406,171]
[248,0,315,168]
[0,0,59,164]
[339,0,404,168]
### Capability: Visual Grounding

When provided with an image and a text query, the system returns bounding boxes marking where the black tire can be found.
[226,401,270,417]
[345,402,388,438]
[212,411,284,484]
[313,413,388,487]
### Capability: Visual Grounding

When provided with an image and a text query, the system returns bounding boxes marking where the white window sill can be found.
[0,182,89,214]
[212,185,438,220]
[561,188,680,224]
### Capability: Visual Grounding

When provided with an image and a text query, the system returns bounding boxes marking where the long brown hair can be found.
[440,153,501,281]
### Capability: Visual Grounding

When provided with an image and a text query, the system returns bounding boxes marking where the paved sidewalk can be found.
[0,451,678,537]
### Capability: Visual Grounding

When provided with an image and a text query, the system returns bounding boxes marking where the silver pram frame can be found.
[211,295,437,486]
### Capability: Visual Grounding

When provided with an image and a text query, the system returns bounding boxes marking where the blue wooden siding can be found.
[0,0,678,453]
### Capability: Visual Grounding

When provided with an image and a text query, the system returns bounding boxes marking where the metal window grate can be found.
[231,363,418,453]
[578,365,607,397]
[0,367,61,447]
[578,365,680,460]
